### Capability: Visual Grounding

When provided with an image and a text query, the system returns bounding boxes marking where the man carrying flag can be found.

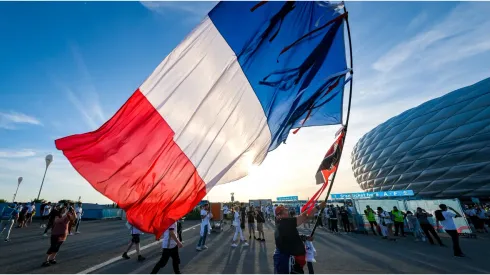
[274,202,326,274]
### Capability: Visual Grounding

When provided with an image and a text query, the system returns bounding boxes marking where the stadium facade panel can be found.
[351,77,490,198]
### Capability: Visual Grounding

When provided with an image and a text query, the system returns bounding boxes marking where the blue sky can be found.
[1,1,489,204]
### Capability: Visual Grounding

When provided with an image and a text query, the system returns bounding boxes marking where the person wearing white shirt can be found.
[231,206,248,247]
[75,203,83,234]
[26,203,35,226]
[151,222,183,274]
[265,205,271,221]
[122,223,146,261]
[196,204,212,251]
[377,207,395,241]
[435,204,465,257]
[305,240,317,274]
[40,203,52,228]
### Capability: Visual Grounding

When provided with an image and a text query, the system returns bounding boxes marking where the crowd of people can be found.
[2,198,489,273]
[0,201,84,266]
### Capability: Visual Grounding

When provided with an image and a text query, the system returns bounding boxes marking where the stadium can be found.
[351,77,490,198]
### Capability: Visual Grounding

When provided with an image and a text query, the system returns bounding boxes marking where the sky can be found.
[1,1,490,204]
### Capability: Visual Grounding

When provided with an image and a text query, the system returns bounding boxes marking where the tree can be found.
[58,199,75,205]
[31,198,45,203]
[0,199,7,203]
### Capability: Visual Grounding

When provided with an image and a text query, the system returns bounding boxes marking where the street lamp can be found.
[12,177,23,202]
[231,192,234,204]
[36,154,53,201]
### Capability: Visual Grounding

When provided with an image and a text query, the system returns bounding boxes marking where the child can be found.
[122,222,146,261]
[305,239,317,274]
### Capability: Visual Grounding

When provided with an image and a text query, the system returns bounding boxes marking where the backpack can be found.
[434,210,445,221]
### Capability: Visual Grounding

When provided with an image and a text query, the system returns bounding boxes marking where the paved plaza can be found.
[1,220,489,274]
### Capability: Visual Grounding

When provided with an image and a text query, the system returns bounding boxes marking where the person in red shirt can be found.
[41,205,76,267]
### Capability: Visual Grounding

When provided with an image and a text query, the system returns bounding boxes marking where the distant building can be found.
[351,77,490,198]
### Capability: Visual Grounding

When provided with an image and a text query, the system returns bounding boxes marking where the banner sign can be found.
[331,190,414,199]
[277,196,299,201]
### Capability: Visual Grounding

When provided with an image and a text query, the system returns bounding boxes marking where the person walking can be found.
[75,203,83,234]
[43,205,60,237]
[151,221,183,274]
[41,206,76,267]
[1,204,19,242]
[416,207,443,246]
[435,204,465,257]
[122,222,146,261]
[17,203,27,228]
[196,204,211,251]
[231,206,249,248]
[40,202,52,229]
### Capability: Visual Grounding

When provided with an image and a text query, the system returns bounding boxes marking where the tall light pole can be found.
[36,154,53,201]
[231,192,234,204]
[13,177,23,202]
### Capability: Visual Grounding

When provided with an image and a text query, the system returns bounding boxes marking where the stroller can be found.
[210,203,224,233]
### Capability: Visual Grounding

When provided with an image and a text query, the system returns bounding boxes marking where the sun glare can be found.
[248,164,260,175]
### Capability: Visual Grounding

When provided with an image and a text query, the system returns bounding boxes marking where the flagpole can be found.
[311,3,354,237]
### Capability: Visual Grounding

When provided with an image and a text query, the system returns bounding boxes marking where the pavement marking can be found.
[77,223,201,274]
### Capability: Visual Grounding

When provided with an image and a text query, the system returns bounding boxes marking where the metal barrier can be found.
[353,198,473,234]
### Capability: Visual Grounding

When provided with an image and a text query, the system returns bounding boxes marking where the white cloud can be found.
[406,11,428,32]
[0,149,36,158]
[50,43,105,131]
[214,2,490,201]
[373,2,490,73]
[140,1,217,24]
[0,111,42,129]
[0,149,111,203]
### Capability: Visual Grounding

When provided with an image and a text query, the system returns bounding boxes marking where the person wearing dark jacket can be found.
[273,202,326,274]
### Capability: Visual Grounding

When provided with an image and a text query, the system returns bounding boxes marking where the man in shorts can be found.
[122,223,146,261]
[255,206,266,242]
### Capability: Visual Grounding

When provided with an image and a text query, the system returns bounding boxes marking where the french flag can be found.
[56,1,348,237]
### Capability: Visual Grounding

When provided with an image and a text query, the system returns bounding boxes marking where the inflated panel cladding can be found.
[351,77,490,197]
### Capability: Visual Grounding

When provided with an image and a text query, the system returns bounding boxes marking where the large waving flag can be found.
[56,1,349,237]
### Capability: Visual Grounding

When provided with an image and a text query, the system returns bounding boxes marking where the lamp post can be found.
[231,192,234,205]
[12,177,23,202]
[36,154,53,201]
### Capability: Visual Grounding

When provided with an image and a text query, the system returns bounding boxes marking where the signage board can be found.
[331,190,414,199]
[249,199,272,207]
[277,196,299,201]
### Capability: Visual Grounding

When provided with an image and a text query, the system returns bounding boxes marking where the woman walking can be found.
[41,205,76,267]
[231,206,248,248]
